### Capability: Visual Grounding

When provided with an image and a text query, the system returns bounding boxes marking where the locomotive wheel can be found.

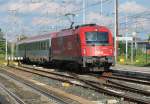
[104,66,110,71]
[69,63,79,72]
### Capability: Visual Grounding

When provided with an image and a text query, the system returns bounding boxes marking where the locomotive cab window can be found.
[85,32,109,45]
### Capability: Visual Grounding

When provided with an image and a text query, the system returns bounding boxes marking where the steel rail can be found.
[106,79,150,96]
[112,73,150,81]
[102,75,150,85]
[0,83,26,104]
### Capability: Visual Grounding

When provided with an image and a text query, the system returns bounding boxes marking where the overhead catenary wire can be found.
[54,0,112,22]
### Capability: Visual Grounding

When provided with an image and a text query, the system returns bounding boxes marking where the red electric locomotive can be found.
[51,24,114,71]
[16,24,114,71]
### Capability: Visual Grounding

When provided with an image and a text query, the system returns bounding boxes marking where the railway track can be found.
[112,73,150,81]
[101,74,150,86]
[3,65,150,104]
[0,83,26,104]
[86,71,150,96]
[69,73,150,104]
[0,67,95,104]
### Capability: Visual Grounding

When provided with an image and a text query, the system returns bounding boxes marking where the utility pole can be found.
[125,16,128,62]
[83,0,86,24]
[56,8,59,31]
[131,39,134,64]
[5,32,7,61]
[8,9,17,60]
[100,0,103,16]
[114,0,119,64]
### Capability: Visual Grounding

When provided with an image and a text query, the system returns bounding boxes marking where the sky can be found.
[0,0,149,41]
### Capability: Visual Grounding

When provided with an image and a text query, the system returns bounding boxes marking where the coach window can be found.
[40,42,42,50]
[35,42,36,50]
[30,43,31,50]
[43,42,44,50]
[39,42,40,50]
[19,45,20,50]
[19,45,21,50]
[25,44,27,50]
[44,41,46,50]
[30,43,32,50]
[46,40,48,49]
[32,43,34,50]
[46,41,48,50]
[29,43,31,50]
[38,42,40,50]
[33,42,35,50]
[35,42,37,50]
[40,42,41,50]
[45,41,47,50]
[30,43,33,50]
[27,43,28,50]
[37,42,39,50]
[43,41,45,50]
[36,42,37,50]
[28,43,30,50]
[42,41,43,50]
[41,42,43,50]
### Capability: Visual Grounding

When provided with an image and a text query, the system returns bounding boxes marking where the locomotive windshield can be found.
[85,32,109,45]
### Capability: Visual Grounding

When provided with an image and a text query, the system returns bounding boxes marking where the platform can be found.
[112,64,150,78]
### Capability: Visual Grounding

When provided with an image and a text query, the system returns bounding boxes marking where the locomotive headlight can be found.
[99,51,103,54]
[95,29,98,31]
[110,49,113,53]
[83,48,86,55]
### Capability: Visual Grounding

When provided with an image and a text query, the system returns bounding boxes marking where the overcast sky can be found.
[0,0,149,41]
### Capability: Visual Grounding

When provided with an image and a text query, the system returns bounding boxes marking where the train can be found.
[16,24,114,71]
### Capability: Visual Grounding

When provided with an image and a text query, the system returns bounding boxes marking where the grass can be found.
[118,54,150,67]
[134,54,150,67]
[0,54,7,65]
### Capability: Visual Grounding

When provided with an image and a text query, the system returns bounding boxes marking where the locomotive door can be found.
[76,34,81,56]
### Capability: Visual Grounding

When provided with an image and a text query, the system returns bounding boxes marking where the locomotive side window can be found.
[85,32,109,45]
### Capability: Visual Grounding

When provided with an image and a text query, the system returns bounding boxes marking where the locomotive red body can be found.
[16,24,114,71]
[51,24,114,70]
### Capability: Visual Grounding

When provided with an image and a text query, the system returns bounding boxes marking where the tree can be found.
[0,28,4,39]
[118,41,125,56]
[0,28,5,54]
[148,34,150,42]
